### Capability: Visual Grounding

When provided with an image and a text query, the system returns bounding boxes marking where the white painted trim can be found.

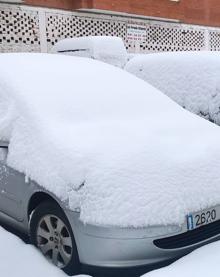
[77,8,181,23]
[0,1,23,2]
[38,9,47,53]
[204,29,210,50]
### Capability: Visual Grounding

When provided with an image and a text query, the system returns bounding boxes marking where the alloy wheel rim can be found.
[36,214,73,268]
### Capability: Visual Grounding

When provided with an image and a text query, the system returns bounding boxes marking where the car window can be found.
[0,147,8,162]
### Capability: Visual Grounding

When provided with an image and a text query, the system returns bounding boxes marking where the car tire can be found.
[30,201,80,276]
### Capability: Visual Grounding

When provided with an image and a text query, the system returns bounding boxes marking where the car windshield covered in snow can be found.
[1,53,220,228]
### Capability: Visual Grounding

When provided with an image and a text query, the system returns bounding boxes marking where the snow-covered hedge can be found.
[52,36,127,68]
[125,51,220,125]
[2,53,220,228]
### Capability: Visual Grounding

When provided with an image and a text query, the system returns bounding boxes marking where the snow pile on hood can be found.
[1,53,220,228]
[125,51,220,125]
[144,241,220,277]
[52,36,127,68]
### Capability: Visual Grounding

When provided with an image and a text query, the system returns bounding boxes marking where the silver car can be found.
[1,139,220,276]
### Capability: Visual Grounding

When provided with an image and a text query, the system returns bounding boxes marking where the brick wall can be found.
[92,0,183,21]
[25,0,92,10]
[92,0,220,27]
[24,0,220,28]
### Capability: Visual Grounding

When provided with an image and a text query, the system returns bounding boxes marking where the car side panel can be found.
[0,160,28,222]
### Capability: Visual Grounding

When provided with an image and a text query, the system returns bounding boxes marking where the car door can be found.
[0,144,25,221]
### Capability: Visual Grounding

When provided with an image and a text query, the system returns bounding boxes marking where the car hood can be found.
[1,53,220,227]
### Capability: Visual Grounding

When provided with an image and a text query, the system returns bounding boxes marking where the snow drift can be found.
[52,36,127,68]
[125,51,220,125]
[144,241,220,277]
[0,227,65,277]
[0,226,91,277]
[1,53,220,228]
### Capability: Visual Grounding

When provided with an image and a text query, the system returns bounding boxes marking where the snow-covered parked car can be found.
[2,53,220,276]
[125,51,220,125]
[52,36,128,68]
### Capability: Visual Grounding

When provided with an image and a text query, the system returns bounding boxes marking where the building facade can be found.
[1,0,220,53]
[25,0,220,28]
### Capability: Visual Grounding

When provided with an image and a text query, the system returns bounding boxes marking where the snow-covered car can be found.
[51,36,128,68]
[125,51,220,125]
[1,53,220,276]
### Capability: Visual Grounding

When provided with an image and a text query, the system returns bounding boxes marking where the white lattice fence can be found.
[0,5,40,52]
[46,12,127,51]
[209,31,220,51]
[1,3,220,54]
[141,24,206,52]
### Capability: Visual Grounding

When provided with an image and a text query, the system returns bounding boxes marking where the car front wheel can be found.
[30,201,80,275]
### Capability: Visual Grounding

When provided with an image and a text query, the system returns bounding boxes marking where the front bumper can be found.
[66,210,220,269]
[80,259,178,277]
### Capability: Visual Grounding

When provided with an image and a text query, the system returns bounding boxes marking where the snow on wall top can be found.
[52,36,127,68]
[125,51,220,125]
[1,53,220,228]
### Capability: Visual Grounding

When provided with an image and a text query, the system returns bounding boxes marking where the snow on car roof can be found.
[125,51,220,125]
[52,36,127,68]
[1,53,220,228]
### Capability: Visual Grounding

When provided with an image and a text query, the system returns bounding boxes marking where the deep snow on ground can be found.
[125,51,220,125]
[0,226,67,277]
[144,241,220,277]
[1,225,220,277]
[2,54,220,227]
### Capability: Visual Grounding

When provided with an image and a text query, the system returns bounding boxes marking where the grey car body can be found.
[1,139,220,275]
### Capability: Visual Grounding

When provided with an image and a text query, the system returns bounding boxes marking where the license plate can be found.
[187,207,219,231]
